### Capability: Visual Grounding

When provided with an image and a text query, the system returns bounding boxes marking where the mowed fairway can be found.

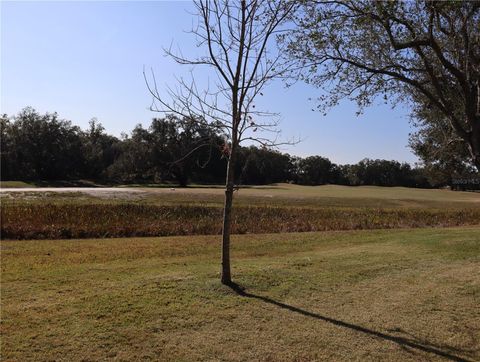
[2,227,479,361]
[139,183,480,207]
[3,183,480,208]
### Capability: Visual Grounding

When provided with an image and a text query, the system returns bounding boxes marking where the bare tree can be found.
[145,0,296,285]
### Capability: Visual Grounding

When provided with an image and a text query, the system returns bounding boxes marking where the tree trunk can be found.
[221,154,235,285]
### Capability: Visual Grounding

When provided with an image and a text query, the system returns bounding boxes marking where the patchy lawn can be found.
[2,227,479,361]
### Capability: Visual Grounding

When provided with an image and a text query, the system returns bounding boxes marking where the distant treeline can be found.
[0,107,476,189]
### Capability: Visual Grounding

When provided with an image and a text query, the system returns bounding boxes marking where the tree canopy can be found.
[287,0,480,170]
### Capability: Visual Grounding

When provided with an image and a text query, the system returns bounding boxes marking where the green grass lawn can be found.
[0,181,36,188]
[126,182,480,207]
[2,183,480,208]
[2,227,479,361]
[0,180,105,189]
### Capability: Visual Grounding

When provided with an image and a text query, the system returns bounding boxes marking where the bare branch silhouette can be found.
[145,0,299,285]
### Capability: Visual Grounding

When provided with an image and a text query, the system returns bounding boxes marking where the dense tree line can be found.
[0,108,477,189]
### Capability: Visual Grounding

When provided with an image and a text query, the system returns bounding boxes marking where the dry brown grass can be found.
[2,203,480,239]
[1,227,479,361]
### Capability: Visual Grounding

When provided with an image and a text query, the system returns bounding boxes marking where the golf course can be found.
[1,185,479,361]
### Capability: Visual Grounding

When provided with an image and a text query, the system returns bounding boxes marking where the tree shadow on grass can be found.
[227,282,474,362]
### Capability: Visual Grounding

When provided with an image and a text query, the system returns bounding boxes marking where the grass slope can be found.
[2,227,479,361]
[0,181,35,188]
[2,183,480,208]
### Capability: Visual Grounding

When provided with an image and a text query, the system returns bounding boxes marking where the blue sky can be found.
[1,1,418,165]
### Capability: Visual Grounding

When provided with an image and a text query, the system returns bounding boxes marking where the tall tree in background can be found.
[297,156,334,185]
[1,107,85,180]
[149,115,225,186]
[145,0,296,285]
[287,0,480,171]
[83,119,119,179]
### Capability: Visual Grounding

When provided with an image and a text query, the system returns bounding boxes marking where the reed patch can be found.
[2,203,479,239]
